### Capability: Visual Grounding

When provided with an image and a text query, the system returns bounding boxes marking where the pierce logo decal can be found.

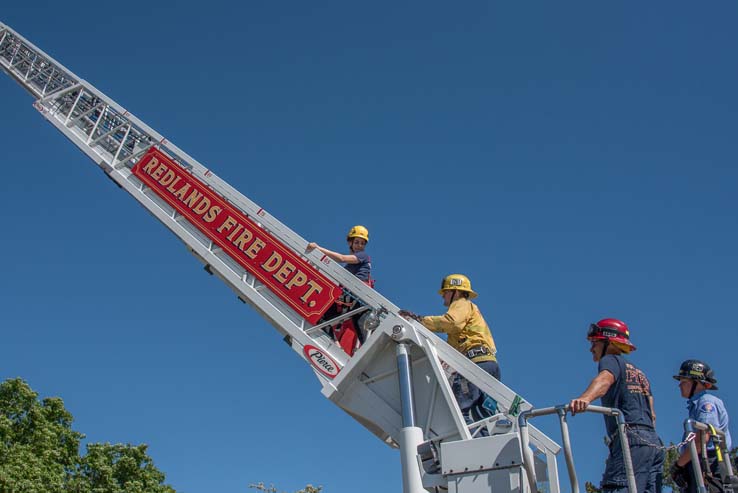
[303,345,340,378]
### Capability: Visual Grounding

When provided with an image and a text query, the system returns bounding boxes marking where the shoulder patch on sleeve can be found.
[700,402,715,413]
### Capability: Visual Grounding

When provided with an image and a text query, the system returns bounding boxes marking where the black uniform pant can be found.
[452,360,501,434]
[601,428,664,493]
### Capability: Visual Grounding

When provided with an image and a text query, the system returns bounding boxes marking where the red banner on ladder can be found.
[132,147,340,323]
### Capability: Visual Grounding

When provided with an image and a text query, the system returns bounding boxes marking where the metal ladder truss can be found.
[0,21,564,493]
[0,20,369,371]
[683,419,738,493]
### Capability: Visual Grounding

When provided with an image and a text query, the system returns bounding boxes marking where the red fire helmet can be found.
[587,318,637,353]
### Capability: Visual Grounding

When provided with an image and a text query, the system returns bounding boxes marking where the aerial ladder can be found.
[1,21,570,493]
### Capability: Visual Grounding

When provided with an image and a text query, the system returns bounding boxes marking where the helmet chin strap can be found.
[689,380,697,399]
[600,339,609,360]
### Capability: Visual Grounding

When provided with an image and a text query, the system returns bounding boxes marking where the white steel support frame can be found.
[1,21,563,493]
[396,342,426,493]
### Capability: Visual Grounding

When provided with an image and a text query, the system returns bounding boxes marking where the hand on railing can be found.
[568,398,591,416]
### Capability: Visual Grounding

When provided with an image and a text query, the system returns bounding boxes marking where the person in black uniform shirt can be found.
[306,225,372,285]
[569,318,664,493]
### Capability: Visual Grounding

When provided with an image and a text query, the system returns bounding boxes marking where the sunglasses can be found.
[587,323,628,339]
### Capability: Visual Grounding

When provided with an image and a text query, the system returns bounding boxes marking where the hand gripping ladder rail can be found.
[0,21,563,493]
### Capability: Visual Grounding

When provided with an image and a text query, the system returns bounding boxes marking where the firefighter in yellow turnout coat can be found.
[400,274,500,427]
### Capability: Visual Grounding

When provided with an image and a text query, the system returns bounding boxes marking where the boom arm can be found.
[1,21,562,493]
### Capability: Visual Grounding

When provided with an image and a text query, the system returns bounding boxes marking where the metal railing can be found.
[518,404,637,493]
[684,419,736,493]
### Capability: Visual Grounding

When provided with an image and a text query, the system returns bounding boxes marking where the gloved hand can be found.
[670,463,689,490]
[398,310,422,322]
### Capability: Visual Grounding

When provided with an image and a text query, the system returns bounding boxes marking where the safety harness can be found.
[330,278,375,356]
[696,424,738,493]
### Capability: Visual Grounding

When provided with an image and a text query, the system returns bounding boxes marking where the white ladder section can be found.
[0,21,562,493]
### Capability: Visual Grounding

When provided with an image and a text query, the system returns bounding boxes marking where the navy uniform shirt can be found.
[598,354,655,437]
[345,250,371,282]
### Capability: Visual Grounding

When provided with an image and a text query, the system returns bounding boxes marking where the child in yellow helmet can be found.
[307,225,372,286]
[306,225,374,355]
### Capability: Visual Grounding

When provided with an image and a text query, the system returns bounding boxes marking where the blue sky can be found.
[1,2,737,492]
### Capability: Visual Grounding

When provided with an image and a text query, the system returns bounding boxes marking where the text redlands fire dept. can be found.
[132,147,340,323]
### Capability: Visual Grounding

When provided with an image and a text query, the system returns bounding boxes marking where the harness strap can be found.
[689,380,698,399]
[465,346,491,359]
[707,424,724,463]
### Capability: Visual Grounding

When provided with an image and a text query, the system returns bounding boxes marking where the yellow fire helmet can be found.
[346,225,369,242]
[438,274,478,299]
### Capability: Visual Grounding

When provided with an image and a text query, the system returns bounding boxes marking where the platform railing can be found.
[519,404,637,493]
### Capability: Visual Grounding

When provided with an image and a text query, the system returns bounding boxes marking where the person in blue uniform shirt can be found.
[569,318,664,493]
[670,360,731,493]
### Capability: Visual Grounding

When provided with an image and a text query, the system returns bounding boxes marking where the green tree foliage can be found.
[72,443,176,493]
[0,378,84,492]
[662,443,681,491]
[0,378,175,493]
[249,482,322,493]
[584,481,602,493]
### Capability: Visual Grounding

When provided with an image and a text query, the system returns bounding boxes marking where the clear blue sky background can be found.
[1,2,736,492]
